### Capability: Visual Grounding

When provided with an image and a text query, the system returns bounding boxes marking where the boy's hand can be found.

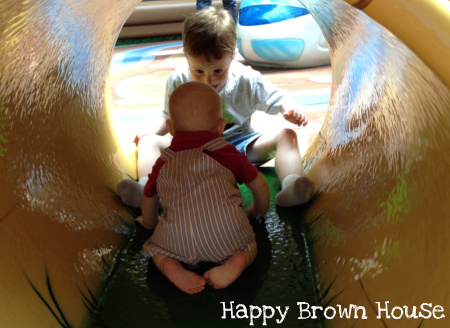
[283,109,308,127]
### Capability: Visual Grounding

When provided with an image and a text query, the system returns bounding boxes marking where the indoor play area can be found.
[0,0,449,327]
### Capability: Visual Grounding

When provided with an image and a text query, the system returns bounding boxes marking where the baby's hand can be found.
[135,216,156,230]
[246,204,258,218]
[283,109,308,127]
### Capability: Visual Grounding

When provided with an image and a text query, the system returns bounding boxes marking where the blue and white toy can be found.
[236,0,330,68]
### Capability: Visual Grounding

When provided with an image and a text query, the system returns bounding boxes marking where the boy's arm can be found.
[133,71,176,146]
[245,172,270,218]
[138,193,160,230]
[151,116,169,135]
[280,105,309,127]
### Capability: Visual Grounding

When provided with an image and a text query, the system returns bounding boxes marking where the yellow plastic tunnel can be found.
[0,0,449,327]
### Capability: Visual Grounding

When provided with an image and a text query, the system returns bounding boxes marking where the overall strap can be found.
[160,147,175,161]
[201,138,229,152]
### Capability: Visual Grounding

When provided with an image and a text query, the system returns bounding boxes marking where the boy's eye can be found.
[214,69,223,74]
[195,70,204,74]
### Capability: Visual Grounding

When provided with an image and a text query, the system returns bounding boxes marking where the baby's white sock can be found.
[275,174,315,207]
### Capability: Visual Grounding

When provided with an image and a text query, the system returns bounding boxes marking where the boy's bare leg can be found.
[116,135,170,207]
[203,248,257,289]
[153,254,206,294]
[247,128,314,207]
[136,134,171,179]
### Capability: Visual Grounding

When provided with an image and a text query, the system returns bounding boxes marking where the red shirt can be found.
[143,131,259,197]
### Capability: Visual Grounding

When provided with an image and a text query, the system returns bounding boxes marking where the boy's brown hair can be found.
[182,6,236,61]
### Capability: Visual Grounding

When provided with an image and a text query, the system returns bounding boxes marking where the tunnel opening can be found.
[100,1,332,326]
[1,0,449,327]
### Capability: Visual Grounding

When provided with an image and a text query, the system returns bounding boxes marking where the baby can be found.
[138,81,270,294]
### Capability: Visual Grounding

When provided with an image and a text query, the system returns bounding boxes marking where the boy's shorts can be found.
[228,132,272,166]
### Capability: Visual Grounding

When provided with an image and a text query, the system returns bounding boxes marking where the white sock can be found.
[276,175,315,207]
[138,176,148,186]
[281,174,301,189]
[116,179,144,208]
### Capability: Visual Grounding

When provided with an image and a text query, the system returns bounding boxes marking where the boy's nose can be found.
[204,74,213,84]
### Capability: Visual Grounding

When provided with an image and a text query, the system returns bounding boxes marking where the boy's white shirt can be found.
[163,61,292,141]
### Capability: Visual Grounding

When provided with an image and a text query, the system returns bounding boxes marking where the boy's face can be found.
[186,53,234,91]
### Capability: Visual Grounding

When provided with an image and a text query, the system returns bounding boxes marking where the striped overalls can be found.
[143,138,256,265]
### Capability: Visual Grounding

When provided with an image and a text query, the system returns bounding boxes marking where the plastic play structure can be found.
[236,0,330,68]
[1,0,449,327]
[119,0,242,39]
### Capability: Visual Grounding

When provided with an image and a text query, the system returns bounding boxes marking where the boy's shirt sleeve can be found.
[162,78,171,119]
[252,73,286,115]
[163,68,191,119]
[233,63,288,116]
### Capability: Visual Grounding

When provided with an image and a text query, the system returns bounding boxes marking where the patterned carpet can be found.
[110,40,331,160]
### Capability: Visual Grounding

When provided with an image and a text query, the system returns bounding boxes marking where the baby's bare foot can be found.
[203,253,248,289]
[161,258,206,294]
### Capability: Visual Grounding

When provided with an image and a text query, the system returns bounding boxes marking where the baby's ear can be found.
[217,118,228,135]
[166,119,175,136]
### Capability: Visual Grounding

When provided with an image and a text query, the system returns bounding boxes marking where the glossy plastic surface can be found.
[0,0,140,326]
[0,0,449,326]
[302,0,450,326]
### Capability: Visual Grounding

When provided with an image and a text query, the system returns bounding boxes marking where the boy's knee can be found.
[137,134,156,148]
[276,128,298,143]
[138,134,169,150]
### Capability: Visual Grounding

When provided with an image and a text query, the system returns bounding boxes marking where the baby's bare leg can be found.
[152,254,206,294]
[203,248,258,289]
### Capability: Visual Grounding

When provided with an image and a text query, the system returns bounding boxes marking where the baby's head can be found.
[182,6,236,61]
[167,82,226,135]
